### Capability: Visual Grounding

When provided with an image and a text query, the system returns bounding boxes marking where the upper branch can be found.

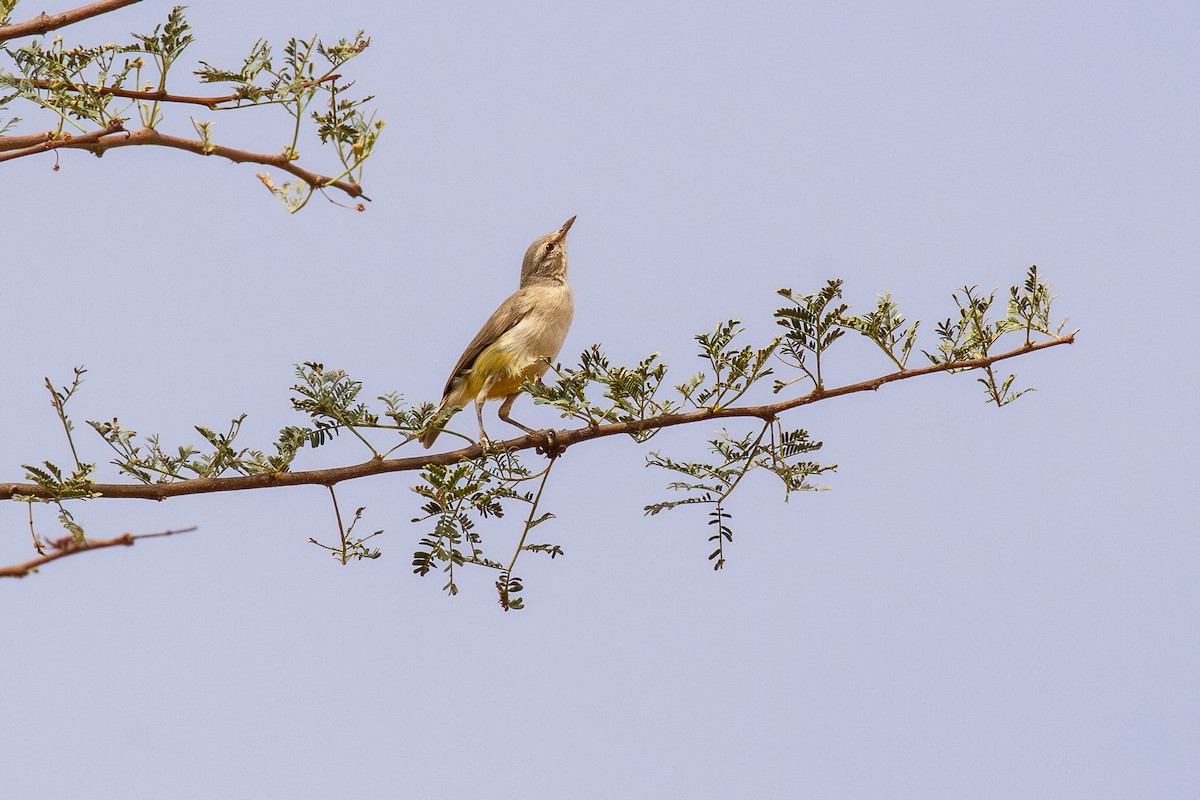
[14,74,342,110]
[0,0,142,43]
[0,123,367,199]
[0,333,1075,503]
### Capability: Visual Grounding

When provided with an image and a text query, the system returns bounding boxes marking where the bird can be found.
[420,216,577,450]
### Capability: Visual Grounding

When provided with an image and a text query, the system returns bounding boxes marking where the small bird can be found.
[420,216,577,449]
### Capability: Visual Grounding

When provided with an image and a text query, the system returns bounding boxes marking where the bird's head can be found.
[520,215,576,286]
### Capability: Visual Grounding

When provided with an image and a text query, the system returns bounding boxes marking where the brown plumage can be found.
[420,216,576,449]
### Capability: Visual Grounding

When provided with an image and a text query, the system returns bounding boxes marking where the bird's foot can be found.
[535,428,564,457]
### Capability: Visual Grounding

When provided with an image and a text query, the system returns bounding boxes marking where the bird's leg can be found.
[497,394,536,434]
[474,379,497,451]
[499,394,558,454]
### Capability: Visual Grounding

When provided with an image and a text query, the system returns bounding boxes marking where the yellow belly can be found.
[450,340,549,406]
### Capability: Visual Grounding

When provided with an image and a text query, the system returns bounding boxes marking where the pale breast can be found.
[498,284,574,367]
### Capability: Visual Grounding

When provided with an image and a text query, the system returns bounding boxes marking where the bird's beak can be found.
[558,215,577,239]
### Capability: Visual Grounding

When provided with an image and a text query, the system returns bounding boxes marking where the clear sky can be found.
[2,1,1197,797]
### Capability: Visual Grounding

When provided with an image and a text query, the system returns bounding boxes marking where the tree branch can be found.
[0,333,1075,503]
[0,525,196,578]
[0,120,124,158]
[0,0,142,43]
[16,74,343,110]
[0,123,367,199]
[0,130,61,152]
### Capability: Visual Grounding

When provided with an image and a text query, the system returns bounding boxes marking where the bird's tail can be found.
[420,402,452,449]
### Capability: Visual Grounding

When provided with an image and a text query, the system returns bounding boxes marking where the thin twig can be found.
[328,484,348,564]
[0,333,1075,504]
[506,456,557,577]
[0,0,142,43]
[497,456,557,609]
[26,502,44,555]
[715,420,772,504]
[0,525,196,578]
[45,372,85,473]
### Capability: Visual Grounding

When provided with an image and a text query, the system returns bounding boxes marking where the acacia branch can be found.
[0,123,366,199]
[0,119,122,157]
[0,0,142,43]
[0,333,1074,503]
[16,74,343,110]
[0,130,61,152]
[0,525,196,578]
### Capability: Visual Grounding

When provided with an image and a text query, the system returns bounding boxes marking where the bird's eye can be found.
[546,243,557,253]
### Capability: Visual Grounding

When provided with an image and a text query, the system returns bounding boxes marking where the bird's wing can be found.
[440,290,533,398]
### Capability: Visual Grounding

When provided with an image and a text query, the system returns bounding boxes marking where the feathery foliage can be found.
[0,5,382,211]
[3,267,1073,605]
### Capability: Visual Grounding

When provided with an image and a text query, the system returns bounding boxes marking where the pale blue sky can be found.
[2,1,1197,797]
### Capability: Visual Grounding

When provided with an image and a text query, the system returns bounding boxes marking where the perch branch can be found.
[0,334,1075,503]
